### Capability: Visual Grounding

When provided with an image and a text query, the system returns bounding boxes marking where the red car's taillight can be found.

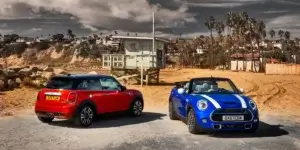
[67,92,77,103]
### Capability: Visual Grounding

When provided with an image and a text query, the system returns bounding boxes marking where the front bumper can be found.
[195,110,259,131]
[35,102,76,119]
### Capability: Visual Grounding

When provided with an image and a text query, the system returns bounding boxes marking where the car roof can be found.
[51,74,112,79]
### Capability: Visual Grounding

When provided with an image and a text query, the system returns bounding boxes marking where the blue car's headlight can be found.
[249,100,257,110]
[197,100,208,110]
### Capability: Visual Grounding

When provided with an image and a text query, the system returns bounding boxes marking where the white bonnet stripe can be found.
[200,94,221,109]
[233,94,247,108]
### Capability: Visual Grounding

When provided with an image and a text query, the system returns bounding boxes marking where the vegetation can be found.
[173,11,300,72]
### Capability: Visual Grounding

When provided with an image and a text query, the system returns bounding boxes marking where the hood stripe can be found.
[233,94,247,108]
[200,94,221,109]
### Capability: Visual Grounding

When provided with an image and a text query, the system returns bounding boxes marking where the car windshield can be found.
[188,78,239,94]
[46,77,74,89]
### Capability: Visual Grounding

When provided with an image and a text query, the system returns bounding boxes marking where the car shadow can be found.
[48,112,166,129]
[208,121,289,138]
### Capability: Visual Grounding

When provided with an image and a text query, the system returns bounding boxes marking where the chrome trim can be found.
[209,108,254,123]
[45,92,62,96]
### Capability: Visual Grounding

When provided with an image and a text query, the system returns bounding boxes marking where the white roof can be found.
[111,35,169,43]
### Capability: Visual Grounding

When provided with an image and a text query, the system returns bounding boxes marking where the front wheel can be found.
[38,116,54,123]
[73,105,95,127]
[169,100,177,120]
[187,108,203,134]
[130,99,143,117]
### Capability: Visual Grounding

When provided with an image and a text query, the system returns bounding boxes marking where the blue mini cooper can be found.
[168,77,259,134]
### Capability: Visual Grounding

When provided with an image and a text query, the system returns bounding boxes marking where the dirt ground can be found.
[1,68,300,120]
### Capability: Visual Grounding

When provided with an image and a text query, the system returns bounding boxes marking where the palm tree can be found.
[247,17,257,72]
[215,20,225,68]
[114,31,118,35]
[204,16,216,69]
[225,11,235,69]
[254,20,266,72]
[284,31,291,62]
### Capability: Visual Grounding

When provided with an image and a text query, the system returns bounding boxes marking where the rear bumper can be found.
[35,102,76,119]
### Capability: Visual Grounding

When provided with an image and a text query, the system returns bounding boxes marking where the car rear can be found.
[35,76,78,119]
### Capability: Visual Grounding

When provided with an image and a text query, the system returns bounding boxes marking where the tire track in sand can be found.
[263,80,294,109]
[240,76,259,98]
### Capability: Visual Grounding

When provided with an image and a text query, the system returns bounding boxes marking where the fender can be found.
[76,99,98,114]
[130,96,144,108]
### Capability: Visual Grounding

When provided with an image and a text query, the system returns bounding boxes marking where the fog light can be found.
[202,119,207,123]
[253,119,258,123]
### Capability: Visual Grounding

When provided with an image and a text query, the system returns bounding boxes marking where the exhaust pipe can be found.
[213,124,222,129]
[244,124,252,129]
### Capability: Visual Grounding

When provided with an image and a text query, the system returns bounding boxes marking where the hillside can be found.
[0,41,117,68]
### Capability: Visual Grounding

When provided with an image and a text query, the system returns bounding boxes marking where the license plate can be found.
[222,115,244,121]
[45,95,60,100]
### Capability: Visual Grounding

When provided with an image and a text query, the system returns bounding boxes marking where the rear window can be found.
[46,77,74,89]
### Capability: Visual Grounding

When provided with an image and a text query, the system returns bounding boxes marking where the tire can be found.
[130,99,143,117]
[187,108,202,134]
[169,100,177,120]
[38,116,54,123]
[73,105,95,127]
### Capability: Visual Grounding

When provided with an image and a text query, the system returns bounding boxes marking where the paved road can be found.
[0,110,300,150]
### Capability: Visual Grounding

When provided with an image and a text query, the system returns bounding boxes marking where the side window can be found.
[100,77,121,90]
[77,78,102,90]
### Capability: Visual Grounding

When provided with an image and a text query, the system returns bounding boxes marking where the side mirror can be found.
[177,88,185,94]
[239,88,245,93]
[120,85,127,92]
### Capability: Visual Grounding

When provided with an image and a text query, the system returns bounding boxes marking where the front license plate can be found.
[222,115,244,121]
[45,95,60,100]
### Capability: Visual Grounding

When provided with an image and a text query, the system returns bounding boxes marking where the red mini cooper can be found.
[35,74,144,127]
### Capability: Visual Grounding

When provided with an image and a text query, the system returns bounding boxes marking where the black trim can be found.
[77,100,97,114]
[175,81,189,88]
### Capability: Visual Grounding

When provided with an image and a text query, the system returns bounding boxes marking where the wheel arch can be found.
[77,99,97,113]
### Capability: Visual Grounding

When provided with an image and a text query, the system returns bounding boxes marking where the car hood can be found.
[191,94,250,109]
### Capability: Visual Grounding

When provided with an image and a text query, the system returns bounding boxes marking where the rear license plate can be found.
[222,115,244,121]
[45,95,60,100]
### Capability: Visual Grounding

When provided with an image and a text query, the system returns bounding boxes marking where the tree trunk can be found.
[210,30,213,69]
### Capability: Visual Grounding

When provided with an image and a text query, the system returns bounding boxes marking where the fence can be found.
[265,63,300,75]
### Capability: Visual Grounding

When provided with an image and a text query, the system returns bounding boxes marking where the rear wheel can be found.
[37,116,54,123]
[130,99,143,117]
[169,100,177,120]
[73,105,95,127]
[187,108,203,134]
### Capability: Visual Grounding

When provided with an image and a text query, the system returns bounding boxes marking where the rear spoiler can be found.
[174,81,188,88]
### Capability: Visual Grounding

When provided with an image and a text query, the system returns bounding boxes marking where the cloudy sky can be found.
[0,0,300,38]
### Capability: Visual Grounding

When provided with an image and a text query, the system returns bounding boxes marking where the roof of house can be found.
[111,35,169,43]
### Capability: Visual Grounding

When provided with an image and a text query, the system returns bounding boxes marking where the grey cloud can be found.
[0,0,300,38]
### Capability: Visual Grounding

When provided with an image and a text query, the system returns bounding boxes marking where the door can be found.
[99,76,132,112]
[76,78,114,113]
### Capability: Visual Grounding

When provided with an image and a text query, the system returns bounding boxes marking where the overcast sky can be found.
[0,0,300,38]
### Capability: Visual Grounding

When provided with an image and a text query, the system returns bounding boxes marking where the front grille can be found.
[211,109,253,122]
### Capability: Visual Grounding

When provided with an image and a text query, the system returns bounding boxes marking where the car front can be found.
[187,78,259,132]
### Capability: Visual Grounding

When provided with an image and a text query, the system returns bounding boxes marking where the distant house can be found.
[230,53,260,72]
[102,35,169,69]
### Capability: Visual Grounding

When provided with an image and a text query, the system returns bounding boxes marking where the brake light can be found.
[36,91,41,101]
[67,92,77,103]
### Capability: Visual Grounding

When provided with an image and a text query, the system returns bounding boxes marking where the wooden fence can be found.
[265,63,300,75]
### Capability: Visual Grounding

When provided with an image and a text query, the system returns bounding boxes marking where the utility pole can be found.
[152,11,155,67]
